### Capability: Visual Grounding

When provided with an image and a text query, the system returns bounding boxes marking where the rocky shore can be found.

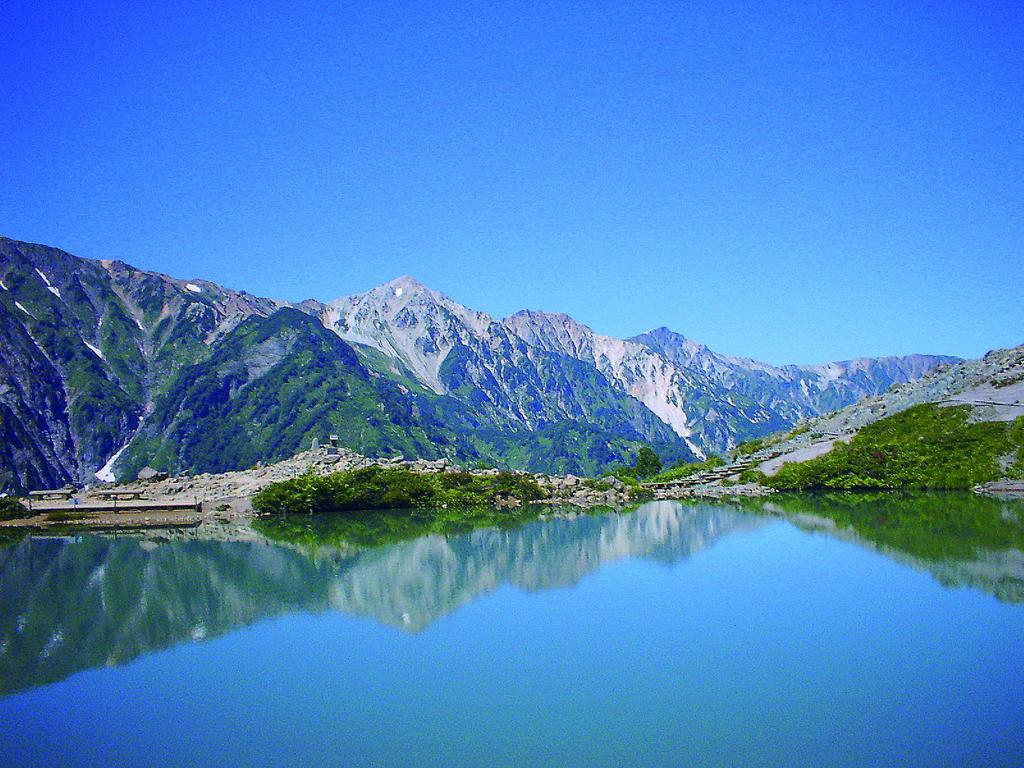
[3,446,773,530]
[974,479,1024,499]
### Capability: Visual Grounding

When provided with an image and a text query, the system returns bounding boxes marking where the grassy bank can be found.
[251,466,546,515]
[766,404,1024,491]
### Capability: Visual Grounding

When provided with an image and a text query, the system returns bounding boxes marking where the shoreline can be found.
[7,441,1021,534]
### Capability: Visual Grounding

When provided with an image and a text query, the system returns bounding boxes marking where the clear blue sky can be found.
[2,1,1021,364]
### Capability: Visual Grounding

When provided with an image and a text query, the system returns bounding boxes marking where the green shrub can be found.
[252,466,546,515]
[0,497,30,521]
[634,447,662,479]
[738,469,769,485]
[605,465,637,480]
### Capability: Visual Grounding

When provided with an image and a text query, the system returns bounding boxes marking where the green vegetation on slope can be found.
[767,404,1024,490]
[121,309,463,476]
[604,446,683,482]
[732,438,766,457]
[251,466,546,516]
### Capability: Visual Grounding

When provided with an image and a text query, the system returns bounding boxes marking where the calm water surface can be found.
[1,494,1023,767]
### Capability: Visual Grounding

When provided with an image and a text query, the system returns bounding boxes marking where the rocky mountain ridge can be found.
[0,236,957,491]
[320,276,956,456]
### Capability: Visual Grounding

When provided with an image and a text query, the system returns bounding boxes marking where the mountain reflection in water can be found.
[1,494,1022,696]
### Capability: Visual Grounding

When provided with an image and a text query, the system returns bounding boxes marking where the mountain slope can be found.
[0,237,283,488]
[118,308,689,478]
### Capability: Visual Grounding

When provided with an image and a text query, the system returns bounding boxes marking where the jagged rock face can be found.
[322,281,955,458]
[635,327,958,412]
[504,311,700,451]
[324,276,492,394]
[0,315,77,490]
[323,278,690,451]
[0,235,955,490]
[499,317,958,455]
[1,240,147,487]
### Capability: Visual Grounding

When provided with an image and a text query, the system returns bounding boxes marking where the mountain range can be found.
[0,236,957,491]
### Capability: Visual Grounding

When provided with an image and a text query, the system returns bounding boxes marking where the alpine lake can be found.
[1,492,1022,767]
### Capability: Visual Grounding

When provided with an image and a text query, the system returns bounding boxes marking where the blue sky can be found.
[2,1,1021,364]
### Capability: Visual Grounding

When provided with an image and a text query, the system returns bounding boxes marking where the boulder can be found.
[137,466,169,482]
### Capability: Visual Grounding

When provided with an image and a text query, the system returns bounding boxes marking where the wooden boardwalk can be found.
[3,497,205,530]
[25,499,201,515]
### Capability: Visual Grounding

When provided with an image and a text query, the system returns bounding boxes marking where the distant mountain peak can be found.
[643,325,686,340]
[321,275,494,393]
[382,274,427,296]
[328,275,450,311]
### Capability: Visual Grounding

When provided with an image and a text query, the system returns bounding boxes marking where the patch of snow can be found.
[95,442,129,483]
[186,283,202,294]
[34,269,62,298]
[0,279,6,290]
[685,438,707,460]
[14,301,30,315]
[395,286,404,297]
[85,341,106,360]
[134,317,145,330]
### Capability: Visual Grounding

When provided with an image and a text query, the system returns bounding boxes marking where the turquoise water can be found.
[1,495,1023,767]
